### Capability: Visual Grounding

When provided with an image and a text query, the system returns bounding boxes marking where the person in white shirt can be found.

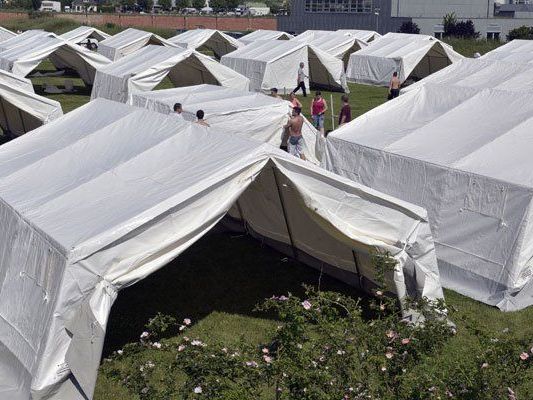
[292,62,308,97]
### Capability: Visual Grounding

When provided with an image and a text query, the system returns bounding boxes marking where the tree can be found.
[442,12,457,37]
[454,20,479,39]
[157,0,171,9]
[209,0,226,11]
[398,21,420,34]
[31,0,41,10]
[508,25,533,41]
[138,0,153,11]
[191,0,204,9]
[174,0,190,11]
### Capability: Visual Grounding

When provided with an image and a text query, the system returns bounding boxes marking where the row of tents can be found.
[0,25,532,400]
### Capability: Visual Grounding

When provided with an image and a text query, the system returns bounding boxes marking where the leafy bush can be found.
[442,12,479,39]
[508,26,533,41]
[399,21,420,34]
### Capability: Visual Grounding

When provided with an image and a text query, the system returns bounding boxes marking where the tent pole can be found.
[18,108,27,134]
[235,199,248,234]
[272,167,298,261]
[351,250,364,290]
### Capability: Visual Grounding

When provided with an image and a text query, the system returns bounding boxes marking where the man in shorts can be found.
[389,72,401,99]
[284,107,306,160]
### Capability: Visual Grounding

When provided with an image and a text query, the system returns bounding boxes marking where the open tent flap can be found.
[308,45,348,92]
[169,29,242,58]
[60,26,110,44]
[130,84,321,162]
[0,81,62,136]
[0,98,443,400]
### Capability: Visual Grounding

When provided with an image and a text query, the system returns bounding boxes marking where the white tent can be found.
[240,29,293,45]
[305,32,367,66]
[0,26,17,43]
[292,30,336,43]
[0,30,52,52]
[324,83,533,311]
[97,28,178,61]
[131,84,321,163]
[168,29,243,59]
[91,45,250,103]
[0,34,110,85]
[0,68,34,93]
[0,80,62,137]
[221,40,348,93]
[402,58,533,95]
[60,26,111,44]
[0,97,443,400]
[337,29,381,42]
[481,39,533,64]
[346,33,463,86]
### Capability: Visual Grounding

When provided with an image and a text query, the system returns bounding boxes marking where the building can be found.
[279,0,533,41]
[39,0,61,12]
[72,0,98,12]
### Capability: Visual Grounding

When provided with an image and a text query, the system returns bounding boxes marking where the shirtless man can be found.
[284,107,305,160]
[389,72,401,99]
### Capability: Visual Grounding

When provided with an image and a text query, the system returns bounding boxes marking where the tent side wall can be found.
[323,136,533,310]
[346,53,400,86]
[0,199,68,400]
[221,55,269,92]
[91,70,130,102]
[261,46,308,93]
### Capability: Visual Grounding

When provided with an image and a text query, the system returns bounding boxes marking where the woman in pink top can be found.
[289,92,302,109]
[311,91,327,135]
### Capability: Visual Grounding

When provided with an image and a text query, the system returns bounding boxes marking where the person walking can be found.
[284,107,305,160]
[389,72,401,99]
[338,95,352,126]
[293,62,308,97]
[311,91,327,136]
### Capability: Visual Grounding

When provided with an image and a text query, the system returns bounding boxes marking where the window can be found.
[305,0,372,13]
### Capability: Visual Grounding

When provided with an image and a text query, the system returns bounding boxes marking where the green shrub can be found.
[508,26,533,41]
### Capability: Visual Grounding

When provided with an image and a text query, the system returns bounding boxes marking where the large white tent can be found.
[0,26,16,43]
[97,28,177,61]
[91,45,250,103]
[0,79,62,137]
[221,40,348,93]
[305,32,367,66]
[0,34,110,85]
[0,68,34,93]
[60,26,111,45]
[324,83,533,311]
[481,39,533,64]
[0,30,52,52]
[239,29,293,45]
[168,29,243,59]
[346,33,463,86]
[131,84,321,163]
[0,98,443,400]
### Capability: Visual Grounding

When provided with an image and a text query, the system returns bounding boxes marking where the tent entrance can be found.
[408,42,453,83]
[167,55,220,88]
[308,48,345,92]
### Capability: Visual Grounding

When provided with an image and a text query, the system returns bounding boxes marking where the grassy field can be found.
[3,17,530,399]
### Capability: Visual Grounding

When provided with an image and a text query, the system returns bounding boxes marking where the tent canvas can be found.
[305,32,367,66]
[97,28,178,61]
[168,29,243,59]
[336,29,381,42]
[0,79,62,137]
[324,83,533,311]
[60,26,111,44]
[239,29,293,45]
[482,39,533,64]
[0,68,34,93]
[0,34,111,85]
[221,40,348,93]
[0,30,52,52]
[91,45,250,103]
[0,26,17,43]
[346,33,463,86]
[130,84,322,163]
[0,97,442,400]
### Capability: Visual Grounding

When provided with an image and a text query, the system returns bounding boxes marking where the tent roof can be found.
[0,68,34,93]
[168,29,242,51]
[482,39,533,64]
[223,39,307,63]
[336,29,381,42]
[97,28,177,60]
[329,83,533,189]
[239,29,293,44]
[306,32,367,58]
[0,34,110,81]
[0,26,16,42]
[0,97,431,259]
[60,25,111,43]
[0,30,52,52]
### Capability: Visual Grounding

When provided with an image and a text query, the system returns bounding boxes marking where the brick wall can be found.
[0,11,277,32]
